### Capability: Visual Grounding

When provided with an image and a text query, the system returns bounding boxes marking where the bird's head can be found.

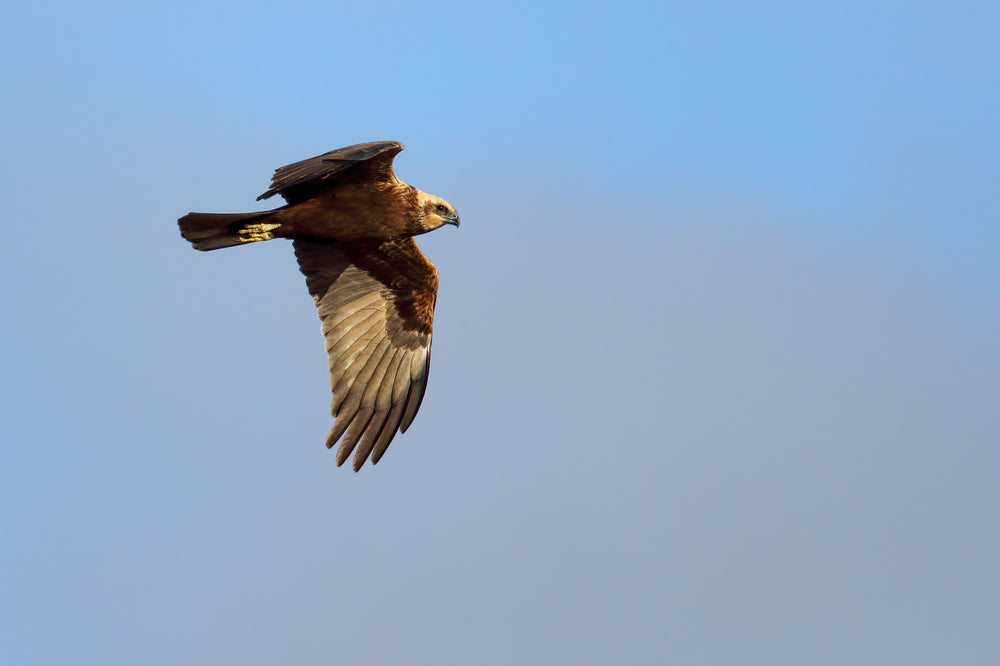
[416,192,461,232]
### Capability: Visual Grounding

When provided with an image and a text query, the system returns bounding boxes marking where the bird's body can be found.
[269,182,421,241]
[179,141,459,471]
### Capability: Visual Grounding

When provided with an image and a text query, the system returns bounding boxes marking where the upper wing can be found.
[258,141,404,204]
[293,236,437,471]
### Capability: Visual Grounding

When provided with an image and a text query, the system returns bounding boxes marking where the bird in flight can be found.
[179,141,460,471]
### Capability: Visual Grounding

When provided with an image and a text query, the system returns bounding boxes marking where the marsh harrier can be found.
[179,141,459,471]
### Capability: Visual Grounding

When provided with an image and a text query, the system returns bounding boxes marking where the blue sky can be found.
[2,2,998,664]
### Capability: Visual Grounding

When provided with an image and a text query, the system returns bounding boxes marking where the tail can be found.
[178,211,282,251]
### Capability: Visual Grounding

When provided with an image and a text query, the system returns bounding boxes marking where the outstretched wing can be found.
[258,141,404,204]
[293,237,437,471]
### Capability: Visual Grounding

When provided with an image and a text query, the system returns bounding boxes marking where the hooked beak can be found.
[445,214,461,228]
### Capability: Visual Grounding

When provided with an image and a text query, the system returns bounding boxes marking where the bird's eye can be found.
[435,204,448,214]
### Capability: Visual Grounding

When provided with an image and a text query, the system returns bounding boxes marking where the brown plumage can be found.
[179,141,460,471]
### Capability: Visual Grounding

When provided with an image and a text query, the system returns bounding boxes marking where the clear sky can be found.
[2,2,998,664]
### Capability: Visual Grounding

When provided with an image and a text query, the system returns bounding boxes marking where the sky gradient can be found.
[2,2,998,664]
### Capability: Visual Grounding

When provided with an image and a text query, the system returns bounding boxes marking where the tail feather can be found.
[178,211,279,251]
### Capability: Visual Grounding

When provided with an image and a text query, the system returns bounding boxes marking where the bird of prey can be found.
[179,141,460,471]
